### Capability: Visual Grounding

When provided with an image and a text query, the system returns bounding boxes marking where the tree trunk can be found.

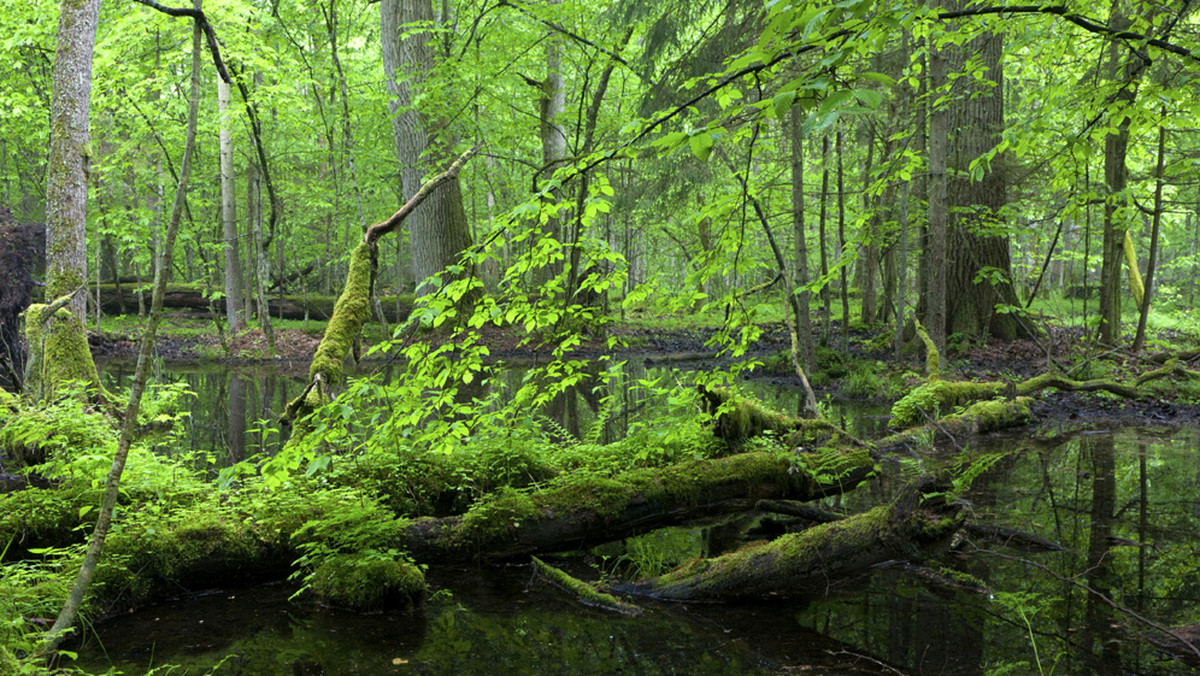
[218,75,246,332]
[396,449,875,564]
[944,18,1024,342]
[623,478,963,602]
[1133,118,1165,351]
[45,0,102,322]
[380,0,473,297]
[926,1,948,353]
[790,107,816,374]
[1099,9,1135,346]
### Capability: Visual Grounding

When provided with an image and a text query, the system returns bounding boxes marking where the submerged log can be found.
[397,448,875,563]
[621,478,963,602]
[532,556,641,615]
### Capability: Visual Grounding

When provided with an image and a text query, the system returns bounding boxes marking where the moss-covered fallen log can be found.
[397,448,875,563]
[532,556,641,615]
[620,478,963,602]
[887,360,1189,429]
[698,386,864,447]
[92,283,413,323]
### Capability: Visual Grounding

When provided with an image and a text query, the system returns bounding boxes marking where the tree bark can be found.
[218,75,246,332]
[926,0,948,353]
[790,107,816,374]
[45,0,102,322]
[622,478,963,602]
[380,0,473,296]
[943,13,1025,341]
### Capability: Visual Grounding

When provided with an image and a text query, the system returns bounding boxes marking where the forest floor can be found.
[85,313,1200,427]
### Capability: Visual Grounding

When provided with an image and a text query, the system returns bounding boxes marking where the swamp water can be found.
[79,362,1200,674]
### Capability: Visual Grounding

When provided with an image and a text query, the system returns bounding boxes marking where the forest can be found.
[4,0,1200,673]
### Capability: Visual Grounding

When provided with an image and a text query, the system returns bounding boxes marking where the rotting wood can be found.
[532,556,641,615]
[396,449,875,563]
[619,477,963,602]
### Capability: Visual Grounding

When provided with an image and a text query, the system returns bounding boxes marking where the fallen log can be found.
[619,477,963,602]
[698,386,864,447]
[532,556,641,615]
[396,448,875,563]
[91,283,412,323]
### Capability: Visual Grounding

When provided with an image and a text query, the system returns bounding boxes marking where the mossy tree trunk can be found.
[622,478,963,602]
[284,147,481,424]
[396,449,875,563]
[45,0,102,323]
[42,0,204,653]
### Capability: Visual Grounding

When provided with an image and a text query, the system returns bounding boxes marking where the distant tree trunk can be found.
[380,0,473,297]
[248,158,275,351]
[819,136,832,342]
[45,0,102,323]
[944,18,1024,342]
[790,107,816,373]
[925,0,948,354]
[1099,10,1137,345]
[859,126,878,325]
[218,76,246,331]
[535,1,567,289]
[836,126,849,348]
[1133,119,1166,351]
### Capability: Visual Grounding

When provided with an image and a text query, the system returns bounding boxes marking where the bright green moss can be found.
[309,552,425,612]
[889,380,1003,428]
[22,303,108,402]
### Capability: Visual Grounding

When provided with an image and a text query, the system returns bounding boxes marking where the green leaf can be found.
[853,89,884,109]
[773,89,797,118]
[689,132,714,162]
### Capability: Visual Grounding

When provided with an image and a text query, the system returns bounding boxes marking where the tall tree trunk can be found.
[45,0,102,322]
[819,136,831,342]
[836,126,849,349]
[380,0,473,297]
[859,126,877,325]
[536,1,567,289]
[1099,9,1134,346]
[790,107,816,374]
[926,1,948,354]
[42,2,204,652]
[1133,118,1166,351]
[218,76,246,332]
[944,16,1023,342]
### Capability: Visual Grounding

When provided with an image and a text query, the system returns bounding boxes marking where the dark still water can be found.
[81,360,1200,674]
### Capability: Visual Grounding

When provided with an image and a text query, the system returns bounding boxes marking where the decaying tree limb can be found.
[532,556,641,615]
[396,449,875,563]
[888,358,1192,429]
[697,386,865,448]
[283,146,482,424]
[620,478,963,602]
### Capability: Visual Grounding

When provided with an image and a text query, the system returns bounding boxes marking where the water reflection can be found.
[97,358,888,464]
[794,426,1200,674]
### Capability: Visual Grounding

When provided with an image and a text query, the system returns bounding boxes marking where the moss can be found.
[0,486,97,556]
[310,241,374,388]
[22,302,108,402]
[532,556,640,615]
[938,397,1032,434]
[92,503,277,614]
[643,489,963,601]
[889,380,1003,428]
[308,552,425,612]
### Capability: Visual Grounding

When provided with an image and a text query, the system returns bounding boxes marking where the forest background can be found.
[4,0,1200,672]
